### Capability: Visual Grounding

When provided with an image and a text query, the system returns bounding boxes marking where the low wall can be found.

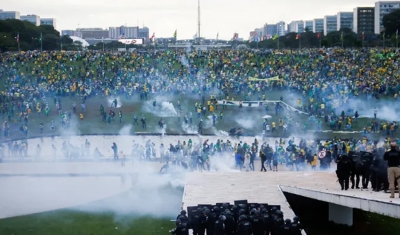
[280,186,400,219]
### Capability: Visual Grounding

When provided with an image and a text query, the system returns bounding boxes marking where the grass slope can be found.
[0,183,183,235]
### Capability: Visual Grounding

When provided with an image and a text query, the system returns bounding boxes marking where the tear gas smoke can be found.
[180,55,189,67]
[143,101,178,117]
[234,116,257,129]
[118,124,133,135]
[107,96,122,108]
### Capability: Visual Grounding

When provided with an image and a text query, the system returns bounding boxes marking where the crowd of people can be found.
[0,48,399,138]
[171,204,303,235]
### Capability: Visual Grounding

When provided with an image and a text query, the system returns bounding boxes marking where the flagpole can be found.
[125,23,127,52]
[299,34,301,50]
[341,31,344,48]
[277,36,280,50]
[362,32,364,48]
[319,36,321,48]
[40,32,43,52]
[17,32,20,52]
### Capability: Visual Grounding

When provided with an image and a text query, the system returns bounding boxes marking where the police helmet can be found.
[180,210,187,215]
[219,215,226,221]
[213,206,220,212]
[293,216,299,222]
[275,210,283,217]
[285,219,291,224]
[239,215,247,221]
[238,209,246,215]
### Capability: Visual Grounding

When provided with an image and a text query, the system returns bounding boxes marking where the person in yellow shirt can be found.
[271,122,278,134]
[80,113,84,121]
[311,154,318,170]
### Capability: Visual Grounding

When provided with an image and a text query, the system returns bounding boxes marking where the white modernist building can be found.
[288,20,305,33]
[305,20,314,32]
[276,21,286,36]
[313,18,324,33]
[40,18,56,28]
[324,15,337,35]
[337,12,353,31]
[0,9,20,20]
[374,1,400,34]
[20,15,40,26]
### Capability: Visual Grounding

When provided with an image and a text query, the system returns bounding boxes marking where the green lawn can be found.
[0,183,183,235]
[0,211,172,235]
[0,92,392,141]
[0,59,396,141]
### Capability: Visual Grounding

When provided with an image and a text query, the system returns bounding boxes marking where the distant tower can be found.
[198,0,201,43]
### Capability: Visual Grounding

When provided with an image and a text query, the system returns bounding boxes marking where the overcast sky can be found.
[3,0,377,39]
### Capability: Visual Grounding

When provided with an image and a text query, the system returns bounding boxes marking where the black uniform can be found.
[336,155,352,190]
[213,217,225,235]
[349,151,361,189]
[192,210,206,235]
[237,219,253,235]
[206,211,217,235]
[291,221,303,235]
[360,151,374,189]
[280,219,292,235]
[224,213,236,235]
[262,212,273,234]
[171,224,189,235]
[250,213,265,235]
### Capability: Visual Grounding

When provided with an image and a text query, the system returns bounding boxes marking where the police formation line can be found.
[170,201,303,235]
[335,141,400,198]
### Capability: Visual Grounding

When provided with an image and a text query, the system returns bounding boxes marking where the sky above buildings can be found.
[4,0,379,39]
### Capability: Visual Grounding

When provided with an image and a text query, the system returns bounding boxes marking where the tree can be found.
[383,9,400,37]
[0,19,75,51]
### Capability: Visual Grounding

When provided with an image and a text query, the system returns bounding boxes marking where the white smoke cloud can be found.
[107,96,122,108]
[142,101,178,117]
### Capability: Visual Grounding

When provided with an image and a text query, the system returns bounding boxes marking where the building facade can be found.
[61,30,75,36]
[139,27,149,40]
[305,20,314,32]
[288,20,305,33]
[266,24,278,37]
[40,18,56,28]
[374,1,400,34]
[324,15,337,35]
[0,9,20,20]
[20,14,40,26]
[276,21,286,36]
[353,7,375,34]
[79,28,108,39]
[313,18,324,33]
[337,12,354,30]
[109,26,139,39]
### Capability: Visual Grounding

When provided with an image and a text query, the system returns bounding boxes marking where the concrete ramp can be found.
[182,172,298,218]
[183,171,400,227]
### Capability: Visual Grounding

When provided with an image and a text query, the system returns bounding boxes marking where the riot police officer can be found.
[170,219,189,235]
[280,219,292,235]
[291,216,303,235]
[336,154,352,190]
[250,210,265,235]
[213,215,226,235]
[237,215,253,235]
